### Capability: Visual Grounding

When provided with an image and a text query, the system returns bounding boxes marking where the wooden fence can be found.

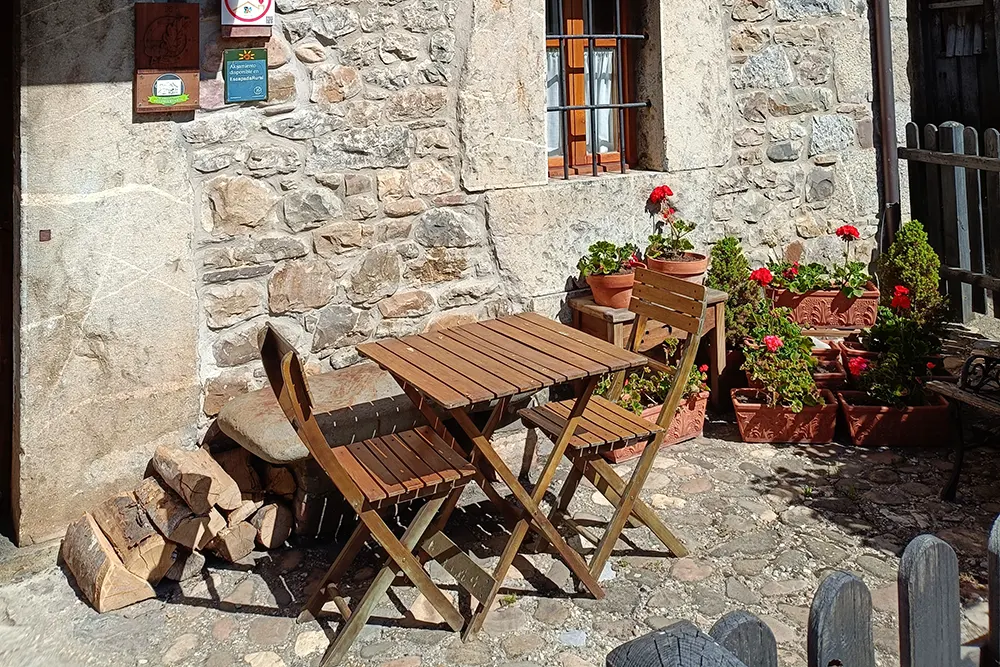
[900,121,1000,323]
[607,515,1000,667]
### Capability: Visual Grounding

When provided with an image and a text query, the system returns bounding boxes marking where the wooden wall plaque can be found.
[134,3,200,114]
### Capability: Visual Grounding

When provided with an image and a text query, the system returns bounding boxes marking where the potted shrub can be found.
[732,304,838,443]
[837,297,950,446]
[705,237,764,403]
[598,349,710,463]
[643,185,708,283]
[752,226,880,328]
[578,241,641,308]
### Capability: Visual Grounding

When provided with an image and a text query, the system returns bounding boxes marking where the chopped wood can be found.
[207,522,256,563]
[134,477,226,551]
[61,513,155,613]
[227,497,264,527]
[91,491,177,584]
[251,502,293,549]
[151,445,243,514]
[213,448,263,495]
[163,549,206,582]
[263,465,296,498]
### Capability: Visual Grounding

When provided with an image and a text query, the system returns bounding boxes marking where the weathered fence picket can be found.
[900,121,1000,321]
[899,535,961,667]
[607,515,1000,667]
[710,611,777,667]
[807,571,875,667]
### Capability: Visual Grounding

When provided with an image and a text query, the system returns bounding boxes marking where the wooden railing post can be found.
[807,571,875,667]
[899,535,961,667]
[939,121,973,323]
[984,129,1000,316]
[989,515,1000,666]
[710,610,778,667]
[923,123,944,257]
[963,126,987,314]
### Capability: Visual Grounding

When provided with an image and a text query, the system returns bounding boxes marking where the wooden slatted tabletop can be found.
[357,312,650,409]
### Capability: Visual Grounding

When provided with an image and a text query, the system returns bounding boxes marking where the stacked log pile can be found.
[62,445,295,613]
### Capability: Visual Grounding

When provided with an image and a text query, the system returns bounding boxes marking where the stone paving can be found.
[1,418,998,667]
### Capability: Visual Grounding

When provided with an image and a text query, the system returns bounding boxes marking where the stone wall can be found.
[15,0,911,543]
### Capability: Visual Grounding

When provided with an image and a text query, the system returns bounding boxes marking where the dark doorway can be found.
[909,0,1000,130]
[0,0,21,541]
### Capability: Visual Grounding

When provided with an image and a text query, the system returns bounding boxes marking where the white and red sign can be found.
[222,0,274,26]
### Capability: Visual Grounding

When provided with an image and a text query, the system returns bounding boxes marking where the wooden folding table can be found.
[357,312,650,638]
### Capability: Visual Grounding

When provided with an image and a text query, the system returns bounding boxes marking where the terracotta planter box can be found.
[837,341,879,380]
[731,388,838,444]
[812,357,847,390]
[603,392,709,463]
[767,282,880,328]
[645,252,708,285]
[837,391,951,447]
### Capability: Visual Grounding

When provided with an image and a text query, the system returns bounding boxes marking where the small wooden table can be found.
[568,288,729,405]
[357,313,650,639]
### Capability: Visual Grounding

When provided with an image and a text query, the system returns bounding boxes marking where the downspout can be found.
[873,0,902,248]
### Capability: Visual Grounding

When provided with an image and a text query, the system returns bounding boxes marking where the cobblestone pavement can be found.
[1,419,998,667]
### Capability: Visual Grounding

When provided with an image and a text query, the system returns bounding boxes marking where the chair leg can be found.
[587,458,688,558]
[297,520,371,624]
[567,453,643,529]
[942,403,966,502]
[320,499,461,667]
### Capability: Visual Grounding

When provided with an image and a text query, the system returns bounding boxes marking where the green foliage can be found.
[741,304,823,412]
[597,341,709,414]
[833,261,872,299]
[706,237,763,347]
[645,218,696,260]
[577,241,639,277]
[876,219,947,325]
[856,306,937,407]
[767,260,869,299]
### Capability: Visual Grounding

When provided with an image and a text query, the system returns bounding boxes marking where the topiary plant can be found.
[706,237,763,348]
[876,220,946,325]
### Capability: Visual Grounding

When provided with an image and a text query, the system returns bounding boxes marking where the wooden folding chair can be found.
[519,268,708,580]
[258,325,476,665]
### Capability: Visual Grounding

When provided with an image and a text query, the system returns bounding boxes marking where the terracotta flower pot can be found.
[836,341,879,380]
[812,357,847,390]
[603,392,710,463]
[836,391,950,447]
[587,271,635,309]
[646,252,709,284]
[766,282,880,328]
[731,388,838,444]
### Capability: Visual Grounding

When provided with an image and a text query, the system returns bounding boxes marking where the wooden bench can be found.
[925,352,1000,500]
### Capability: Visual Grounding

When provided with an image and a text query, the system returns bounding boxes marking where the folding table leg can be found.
[321,499,462,667]
[297,520,371,624]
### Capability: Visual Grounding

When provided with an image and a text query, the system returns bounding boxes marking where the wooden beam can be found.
[898,147,1000,172]
[939,266,1000,292]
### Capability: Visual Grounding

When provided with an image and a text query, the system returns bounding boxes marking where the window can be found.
[545,0,645,179]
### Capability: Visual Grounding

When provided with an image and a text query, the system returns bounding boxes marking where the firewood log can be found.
[151,445,243,513]
[207,522,256,563]
[213,448,263,496]
[263,465,296,498]
[251,502,293,549]
[134,477,226,551]
[61,513,155,613]
[91,492,176,584]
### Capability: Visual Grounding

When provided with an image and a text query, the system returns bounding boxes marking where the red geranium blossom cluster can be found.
[649,185,673,205]
[763,335,783,352]
[891,285,911,310]
[848,356,869,376]
[699,364,709,373]
[782,262,800,280]
[926,361,936,370]
[750,267,773,286]
[835,225,860,240]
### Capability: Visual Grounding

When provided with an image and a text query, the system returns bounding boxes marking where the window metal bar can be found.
[614,0,626,174]
[546,101,650,111]
[585,0,598,176]
[557,0,570,180]
[548,33,646,39]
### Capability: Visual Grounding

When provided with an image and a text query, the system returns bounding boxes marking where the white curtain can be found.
[545,48,563,159]
[584,47,616,155]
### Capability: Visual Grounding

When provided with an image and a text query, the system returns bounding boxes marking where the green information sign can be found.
[224,48,268,103]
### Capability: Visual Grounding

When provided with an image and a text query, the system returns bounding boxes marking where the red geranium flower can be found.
[698,364,709,373]
[894,285,910,297]
[848,356,869,376]
[649,185,673,204]
[750,267,773,286]
[835,225,860,240]
[926,361,936,370]
[782,262,800,280]
[763,335,783,353]
[891,292,912,310]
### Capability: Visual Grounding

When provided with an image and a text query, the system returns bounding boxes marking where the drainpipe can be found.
[873,0,901,248]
